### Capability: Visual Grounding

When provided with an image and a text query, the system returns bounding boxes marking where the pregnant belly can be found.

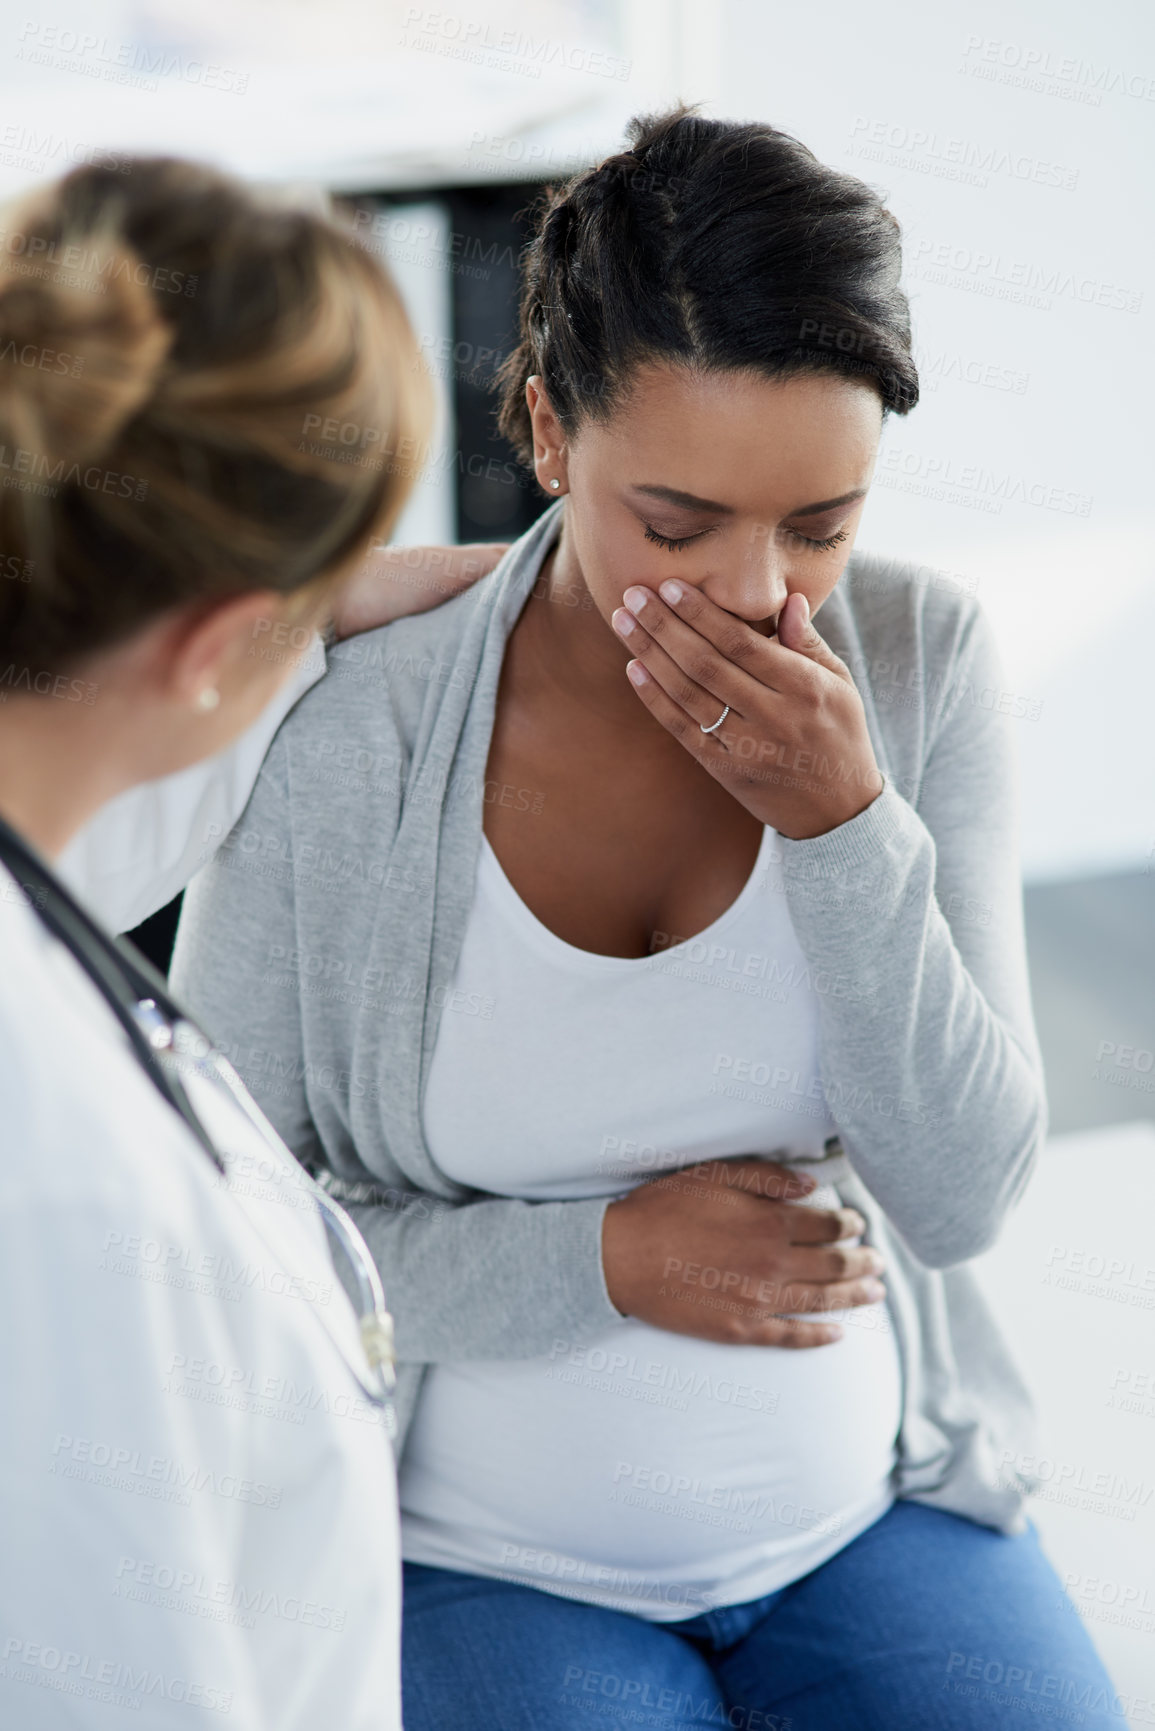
[399,1293,902,1609]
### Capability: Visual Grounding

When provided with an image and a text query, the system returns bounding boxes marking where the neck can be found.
[517,521,655,729]
[0,690,136,860]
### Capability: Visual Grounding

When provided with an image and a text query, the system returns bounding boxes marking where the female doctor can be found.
[0,156,497,1728]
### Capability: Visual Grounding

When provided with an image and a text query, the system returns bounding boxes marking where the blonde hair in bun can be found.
[0,157,432,680]
[0,218,171,471]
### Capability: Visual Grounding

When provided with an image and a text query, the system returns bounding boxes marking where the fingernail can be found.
[623,586,651,612]
[867,1251,885,1275]
[863,1279,886,1302]
[659,580,684,605]
[626,660,649,687]
[799,593,811,625]
[612,608,636,637]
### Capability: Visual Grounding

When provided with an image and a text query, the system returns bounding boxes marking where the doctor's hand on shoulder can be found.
[331,538,509,637]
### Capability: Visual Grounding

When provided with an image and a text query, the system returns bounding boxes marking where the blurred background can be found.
[3,0,1152,1706]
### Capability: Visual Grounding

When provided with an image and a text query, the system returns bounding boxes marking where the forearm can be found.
[779,780,1045,1269]
[331,541,508,638]
[343,1189,623,1363]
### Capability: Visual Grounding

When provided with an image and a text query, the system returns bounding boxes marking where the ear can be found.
[525,375,568,495]
[159,590,300,708]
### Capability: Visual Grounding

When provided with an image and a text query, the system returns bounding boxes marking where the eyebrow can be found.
[632,484,734,514]
[788,488,869,519]
[631,484,869,518]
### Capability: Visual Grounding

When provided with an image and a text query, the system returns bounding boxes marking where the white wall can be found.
[353,200,456,549]
[3,0,1150,881]
[697,0,1155,883]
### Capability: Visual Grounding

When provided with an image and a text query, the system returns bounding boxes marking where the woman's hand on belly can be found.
[601,1156,886,1347]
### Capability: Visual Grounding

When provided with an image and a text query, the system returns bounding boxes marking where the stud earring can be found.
[195,686,221,712]
[549,477,561,491]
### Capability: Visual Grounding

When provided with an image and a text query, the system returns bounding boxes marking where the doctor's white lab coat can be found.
[0,636,405,1728]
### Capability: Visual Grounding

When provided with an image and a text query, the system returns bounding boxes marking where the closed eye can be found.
[644,522,849,554]
[643,523,709,552]
[786,527,849,552]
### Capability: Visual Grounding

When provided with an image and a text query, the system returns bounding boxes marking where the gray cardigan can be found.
[172,500,1046,1532]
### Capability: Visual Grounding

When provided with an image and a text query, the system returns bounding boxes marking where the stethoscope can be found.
[0,813,397,1425]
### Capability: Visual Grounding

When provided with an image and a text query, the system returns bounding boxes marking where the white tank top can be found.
[401,825,902,1619]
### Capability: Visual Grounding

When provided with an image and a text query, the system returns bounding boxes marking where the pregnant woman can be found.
[174,108,1119,1727]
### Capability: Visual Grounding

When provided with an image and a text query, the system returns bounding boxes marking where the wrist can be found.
[601,1196,631,1318]
[774,771,885,841]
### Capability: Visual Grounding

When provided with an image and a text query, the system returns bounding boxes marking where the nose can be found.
[700,530,790,624]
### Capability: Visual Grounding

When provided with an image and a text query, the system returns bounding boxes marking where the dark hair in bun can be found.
[496,104,918,464]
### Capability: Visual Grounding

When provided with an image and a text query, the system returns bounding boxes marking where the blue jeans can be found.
[401,1501,1121,1729]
